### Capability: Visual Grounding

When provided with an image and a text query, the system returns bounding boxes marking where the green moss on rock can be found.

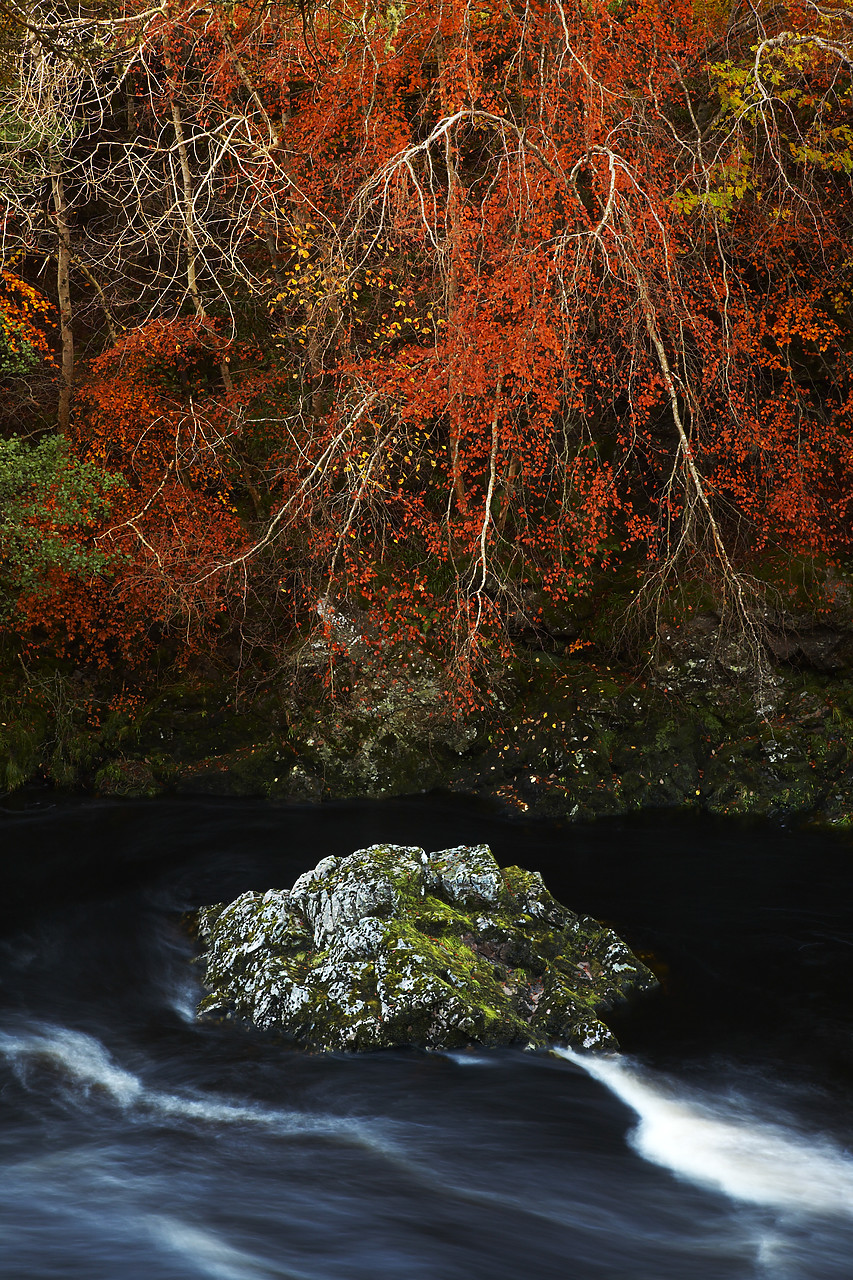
[194,842,657,1052]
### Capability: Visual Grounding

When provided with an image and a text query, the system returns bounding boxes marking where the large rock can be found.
[194,843,657,1052]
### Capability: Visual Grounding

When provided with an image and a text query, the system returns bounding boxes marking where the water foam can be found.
[0,1025,143,1107]
[558,1048,853,1217]
[0,1023,407,1162]
[165,975,202,1024]
[151,1216,315,1280]
[0,1024,603,1228]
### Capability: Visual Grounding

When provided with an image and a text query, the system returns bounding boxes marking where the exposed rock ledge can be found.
[194,842,657,1052]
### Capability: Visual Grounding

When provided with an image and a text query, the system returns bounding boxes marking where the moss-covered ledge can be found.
[3,645,853,829]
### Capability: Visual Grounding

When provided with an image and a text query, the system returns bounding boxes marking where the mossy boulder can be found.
[194,842,657,1052]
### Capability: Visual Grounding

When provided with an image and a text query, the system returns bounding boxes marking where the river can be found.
[2,794,853,1278]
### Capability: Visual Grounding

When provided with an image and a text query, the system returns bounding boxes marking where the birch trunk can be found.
[50,152,73,433]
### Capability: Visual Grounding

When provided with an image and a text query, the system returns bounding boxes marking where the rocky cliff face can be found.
[194,843,657,1052]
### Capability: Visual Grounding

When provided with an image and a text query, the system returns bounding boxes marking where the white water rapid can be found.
[558,1048,853,1218]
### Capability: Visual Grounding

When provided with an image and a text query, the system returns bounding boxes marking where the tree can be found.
[4,0,852,696]
[209,0,853,685]
[0,432,122,623]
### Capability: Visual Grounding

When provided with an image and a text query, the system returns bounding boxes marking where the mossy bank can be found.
[2,639,853,829]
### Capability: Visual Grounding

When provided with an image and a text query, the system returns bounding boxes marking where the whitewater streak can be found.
[0,1023,399,1148]
[558,1048,853,1218]
[0,1020,662,1268]
[8,1023,853,1224]
[0,1023,621,1233]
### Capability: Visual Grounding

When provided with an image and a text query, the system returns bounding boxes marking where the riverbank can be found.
[3,634,852,829]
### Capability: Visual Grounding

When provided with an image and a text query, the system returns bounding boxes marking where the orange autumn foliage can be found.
[9,0,853,684]
[20,320,250,663]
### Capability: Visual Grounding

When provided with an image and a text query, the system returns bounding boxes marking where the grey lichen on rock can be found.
[194,843,657,1052]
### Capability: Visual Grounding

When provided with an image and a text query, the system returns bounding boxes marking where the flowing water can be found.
[2,794,853,1278]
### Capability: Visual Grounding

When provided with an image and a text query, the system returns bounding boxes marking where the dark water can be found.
[2,794,853,1279]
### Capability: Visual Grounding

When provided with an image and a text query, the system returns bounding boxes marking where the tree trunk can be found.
[171,97,204,318]
[50,152,73,433]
